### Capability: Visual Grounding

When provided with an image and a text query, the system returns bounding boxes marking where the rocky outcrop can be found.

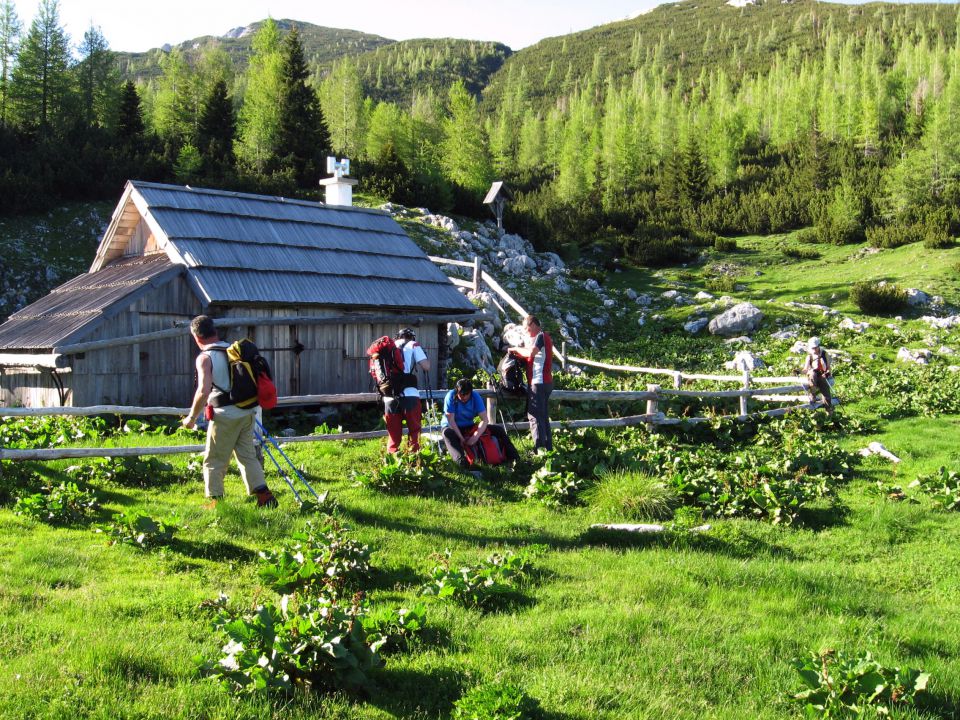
[708,302,764,336]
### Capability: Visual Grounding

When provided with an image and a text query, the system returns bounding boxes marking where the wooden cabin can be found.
[0,181,477,407]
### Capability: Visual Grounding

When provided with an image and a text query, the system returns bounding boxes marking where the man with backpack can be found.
[509,314,554,452]
[803,336,834,416]
[383,328,430,454]
[182,315,278,508]
[441,378,519,468]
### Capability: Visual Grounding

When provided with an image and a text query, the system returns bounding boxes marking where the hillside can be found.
[482,0,960,109]
[115,19,393,82]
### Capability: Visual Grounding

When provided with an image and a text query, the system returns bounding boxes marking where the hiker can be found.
[508,314,554,452]
[441,378,519,468]
[803,336,834,415]
[181,315,278,507]
[384,327,430,453]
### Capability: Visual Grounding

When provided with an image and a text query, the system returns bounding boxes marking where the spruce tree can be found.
[276,26,330,187]
[197,78,235,173]
[117,80,144,148]
[9,0,71,135]
[0,0,20,128]
[76,24,117,130]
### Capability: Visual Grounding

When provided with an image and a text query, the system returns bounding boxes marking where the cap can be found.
[808,336,821,348]
[396,327,416,341]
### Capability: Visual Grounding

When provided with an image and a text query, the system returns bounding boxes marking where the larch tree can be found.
[9,0,71,135]
[235,18,283,175]
[440,80,492,196]
[319,58,364,158]
[0,0,20,128]
[152,48,194,147]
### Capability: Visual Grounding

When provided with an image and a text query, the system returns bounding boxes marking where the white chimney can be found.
[319,157,358,207]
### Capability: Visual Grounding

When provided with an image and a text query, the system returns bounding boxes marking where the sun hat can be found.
[808,336,821,348]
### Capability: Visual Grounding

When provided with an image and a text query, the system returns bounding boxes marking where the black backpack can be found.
[497,352,527,397]
[209,339,272,409]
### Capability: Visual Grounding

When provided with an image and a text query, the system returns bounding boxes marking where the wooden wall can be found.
[0,367,70,407]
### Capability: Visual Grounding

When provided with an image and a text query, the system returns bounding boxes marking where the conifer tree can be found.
[9,0,71,135]
[235,19,283,174]
[197,78,235,173]
[0,0,20,128]
[440,80,491,196]
[76,24,117,130]
[276,26,330,186]
[319,58,363,158]
[116,80,144,148]
[152,48,193,146]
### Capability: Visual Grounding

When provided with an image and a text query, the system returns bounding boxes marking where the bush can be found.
[713,236,737,252]
[782,246,821,260]
[705,274,739,293]
[794,228,820,244]
[625,235,695,267]
[849,281,908,315]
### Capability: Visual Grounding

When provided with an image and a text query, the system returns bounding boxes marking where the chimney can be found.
[319,157,358,207]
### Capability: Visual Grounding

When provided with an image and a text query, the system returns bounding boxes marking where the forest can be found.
[1,0,960,264]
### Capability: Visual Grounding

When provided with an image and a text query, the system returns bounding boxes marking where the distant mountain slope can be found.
[483,0,960,109]
[116,19,394,82]
[348,39,511,103]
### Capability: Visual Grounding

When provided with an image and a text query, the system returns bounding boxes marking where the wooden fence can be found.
[0,382,832,462]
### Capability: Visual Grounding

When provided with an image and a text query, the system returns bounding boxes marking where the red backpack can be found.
[367,336,415,397]
[463,427,507,466]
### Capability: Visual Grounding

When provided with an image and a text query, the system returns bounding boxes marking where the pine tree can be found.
[197,78,235,173]
[9,0,71,135]
[0,0,20,128]
[276,26,330,186]
[116,80,144,148]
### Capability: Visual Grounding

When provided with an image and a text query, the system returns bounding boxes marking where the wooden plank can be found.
[0,353,66,369]
[428,255,475,269]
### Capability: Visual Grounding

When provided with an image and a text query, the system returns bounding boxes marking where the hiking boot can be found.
[204,496,222,510]
[254,488,278,508]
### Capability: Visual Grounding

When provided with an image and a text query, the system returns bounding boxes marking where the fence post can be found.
[739,371,751,417]
[673,371,682,390]
[472,256,481,295]
[561,341,568,373]
[486,394,497,427]
[646,383,660,432]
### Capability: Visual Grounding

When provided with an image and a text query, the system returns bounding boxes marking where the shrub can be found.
[791,650,929,717]
[625,235,695,267]
[923,225,953,249]
[705,274,739,293]
[849,281,908,315]
[714,236,737,252]
[14,482,99,525]
[421,549,533,608]
[453,681,542,720]
[910,466,960,510]
[782,246,821,260]
[794,227,819,244]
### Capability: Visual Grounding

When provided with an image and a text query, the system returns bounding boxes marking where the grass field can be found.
[3,220,960,719]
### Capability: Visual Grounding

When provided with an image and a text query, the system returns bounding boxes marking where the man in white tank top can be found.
[182,315,278,507]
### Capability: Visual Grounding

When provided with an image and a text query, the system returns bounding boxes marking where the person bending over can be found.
[441,378,519,468]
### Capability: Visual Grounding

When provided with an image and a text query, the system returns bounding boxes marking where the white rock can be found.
[502,254,537,276]
[708,302,764,337]
[789,340,809,354]
[584,279,602,293]
[922,315,960,329]
[591,316,607,327]
[939,346,955,355]
[858,441,901,463]
[694,291,714,301]
[684,317,710,334]
[724,350,766,372]
[661,290,679,299]
[770,329,798,341]
[603,299,616,309]
[839,317,870,333]
[554,277,571,294]
[625,288,638,300]
[723,336,752,344]
[897,347,932,365]
[637,314,646,327]
[906,288,930,306]
[565,312,579,325]
[446,323,461,351]
[784,301,838,316]
[500,323,526,348]
[461,329,495,372]
[635,294,652,307]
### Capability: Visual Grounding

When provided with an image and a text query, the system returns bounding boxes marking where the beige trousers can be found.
[203,407,266,497]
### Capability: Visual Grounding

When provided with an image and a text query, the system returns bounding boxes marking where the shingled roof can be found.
[0,181,475,352]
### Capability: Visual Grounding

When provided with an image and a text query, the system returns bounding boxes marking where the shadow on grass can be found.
[579,525,798,560]
[367,666,464,717]
[365,564,423,593]
[341,506,580,550]
[914,692,960,719]
[797,501,851,532]
[170,537,256,563]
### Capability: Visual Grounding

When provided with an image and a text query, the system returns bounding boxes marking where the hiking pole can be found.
[255,426,303,504]
[255,419,321,500]
[424,369,444,456]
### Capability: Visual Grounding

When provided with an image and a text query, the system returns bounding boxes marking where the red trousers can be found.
[384,396,422,453]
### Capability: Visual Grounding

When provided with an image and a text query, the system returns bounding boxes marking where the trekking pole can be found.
[424,369,444,456]
[255,419,321,500]
[255,426,303,504]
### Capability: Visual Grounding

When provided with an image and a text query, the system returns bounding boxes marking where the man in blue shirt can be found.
[441,378,519,468]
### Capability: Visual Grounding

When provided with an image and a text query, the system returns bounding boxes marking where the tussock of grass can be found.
[584,470,678,521]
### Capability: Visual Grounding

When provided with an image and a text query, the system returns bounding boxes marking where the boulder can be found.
[905,288,930,306]
[584,279,602,293]
[603,298,616,309]
[684,317,709,334]
[839,317,870,333]
[708,302,764,337]
[694,291,714,301]
[635,294,652,307]
[661,290,680,300]
[461,329,495,372]
[446,323,461,351]
[897,347,932,365]
[502,254,537,276]
[724,350,766,372]
[625,288,638,300]
[554,276,571,294]
[770,329,798,341]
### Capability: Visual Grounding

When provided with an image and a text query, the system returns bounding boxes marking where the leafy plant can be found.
[14,482,99,525]
[524,463,585,507]
[0,415,106,449]
[199,591,384,695]
[453,680,542,720]
[257,519,370,596]
[297,490,340,515]
[791,649,929,717]
[421,549,533,609]
[67,456,180,488]
[361,604,427,652]
[95,512,177,549]
[909,467,960,511]
[352,447,451,494]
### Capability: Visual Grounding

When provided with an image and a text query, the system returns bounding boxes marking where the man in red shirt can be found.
[509,314,553,452]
